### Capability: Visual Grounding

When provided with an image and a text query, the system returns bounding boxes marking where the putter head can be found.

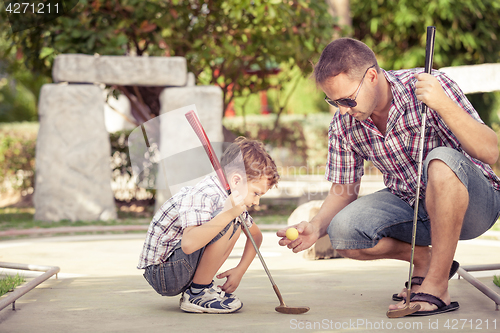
[386,303,421,318]
[275,305,310,314]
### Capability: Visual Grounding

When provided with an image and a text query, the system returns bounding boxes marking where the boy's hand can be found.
[277,221,319,253]
[216,267,244,294]
[223,190,246,218]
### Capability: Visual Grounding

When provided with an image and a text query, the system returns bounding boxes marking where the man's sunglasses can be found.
[324,64,376,108]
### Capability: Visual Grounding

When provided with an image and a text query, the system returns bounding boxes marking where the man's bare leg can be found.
[389,159,468,311]
[191,225,241,285]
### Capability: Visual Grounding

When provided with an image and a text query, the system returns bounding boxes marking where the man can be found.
[277,37,500,316]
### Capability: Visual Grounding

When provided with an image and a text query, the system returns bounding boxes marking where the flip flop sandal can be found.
[406,292,460,316]
[392,260,459,301]
[392,276,424,302]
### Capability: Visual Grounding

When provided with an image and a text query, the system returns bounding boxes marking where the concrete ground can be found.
[0,231,499,333]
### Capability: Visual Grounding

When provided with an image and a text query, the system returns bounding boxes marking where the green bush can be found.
[223,114,332,175]
[0,122,38,194]
[0,123,153,201]
[490,124,500,175]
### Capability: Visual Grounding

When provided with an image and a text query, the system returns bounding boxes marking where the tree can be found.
[350,0,500,69]
[349,0,500,124]
[0,0,336,124]
[325,0,351,34]
[0,23,50,122]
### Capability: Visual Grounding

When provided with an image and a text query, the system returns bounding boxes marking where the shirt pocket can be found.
[400,127,437,163]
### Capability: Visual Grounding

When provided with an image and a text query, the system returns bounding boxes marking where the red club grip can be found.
[185,110,231,194]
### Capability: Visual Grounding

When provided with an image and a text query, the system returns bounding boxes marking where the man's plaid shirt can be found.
[325,68,500,206]
[138,175,253,269]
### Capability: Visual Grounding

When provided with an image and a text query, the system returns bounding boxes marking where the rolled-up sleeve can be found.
[325,121,364,184]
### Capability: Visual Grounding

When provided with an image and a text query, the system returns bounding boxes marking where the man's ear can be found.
[368,67,378,84]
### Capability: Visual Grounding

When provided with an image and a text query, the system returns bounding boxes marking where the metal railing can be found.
[457,265,500,311]
[0,262,60,311]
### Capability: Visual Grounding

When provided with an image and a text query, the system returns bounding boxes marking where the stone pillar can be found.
[155,86,224,211]
[34,84,117,222]
[52,54,188,86]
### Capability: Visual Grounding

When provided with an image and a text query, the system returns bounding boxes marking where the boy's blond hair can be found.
[221,137,279,188]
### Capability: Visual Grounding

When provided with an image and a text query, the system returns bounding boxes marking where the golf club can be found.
[185,110,310,315]
[386,25,436,318]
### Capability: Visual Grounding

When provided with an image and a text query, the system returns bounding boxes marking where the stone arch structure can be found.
[34,54,223,222]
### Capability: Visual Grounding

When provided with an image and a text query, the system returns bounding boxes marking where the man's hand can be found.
[414,73,450,111]
[277,221,320,253]
[216,267,244,294]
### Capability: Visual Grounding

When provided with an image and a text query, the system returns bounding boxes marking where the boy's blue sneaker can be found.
[180,283,243,314]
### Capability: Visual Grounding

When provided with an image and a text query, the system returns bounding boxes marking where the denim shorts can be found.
[328,147,500,249]
[143,219,239,296]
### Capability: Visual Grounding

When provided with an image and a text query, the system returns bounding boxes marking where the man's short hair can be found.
[221,137,279,188]
[313,38,380,85]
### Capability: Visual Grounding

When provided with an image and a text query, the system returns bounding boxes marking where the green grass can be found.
[252,214,289,225]
[2,204,498,234]
[0,202,294,236]
[248,202,296,225]
[0,207,151,232]
[491,220,500,232]
[0,274,25,297]
[494,275,500,289]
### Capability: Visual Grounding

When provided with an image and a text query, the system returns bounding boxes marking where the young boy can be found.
[137,137,279,313]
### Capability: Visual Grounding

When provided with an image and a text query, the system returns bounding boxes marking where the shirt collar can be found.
[209,175,229,198]
[383,69,414,115]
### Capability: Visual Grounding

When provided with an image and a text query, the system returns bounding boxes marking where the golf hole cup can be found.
[286,228,299,241]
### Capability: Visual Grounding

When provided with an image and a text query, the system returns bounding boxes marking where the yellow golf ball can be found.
[286,228,299,241]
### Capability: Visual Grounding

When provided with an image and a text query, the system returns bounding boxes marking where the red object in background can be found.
[246,67,281,116]
[243,68,281,76]
[224,100,235,117]
[223,66,282,117]
[224,82,235,117]
[259,91,270,115]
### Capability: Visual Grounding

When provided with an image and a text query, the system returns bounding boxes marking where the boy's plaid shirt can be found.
[325,68,500,206]
[137,175,253,269]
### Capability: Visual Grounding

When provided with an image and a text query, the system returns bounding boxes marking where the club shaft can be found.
[407,26,436,294]
[239,213,283,303]
[407,112,427,291]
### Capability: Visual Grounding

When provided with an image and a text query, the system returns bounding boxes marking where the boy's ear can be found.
[230,173,243,187]
[228,172,249,197]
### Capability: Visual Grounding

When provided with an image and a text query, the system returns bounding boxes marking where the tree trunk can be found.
[325,0,352,114]
[325,0,352,32]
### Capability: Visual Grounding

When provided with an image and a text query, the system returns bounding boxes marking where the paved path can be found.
[1,231,500,332]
